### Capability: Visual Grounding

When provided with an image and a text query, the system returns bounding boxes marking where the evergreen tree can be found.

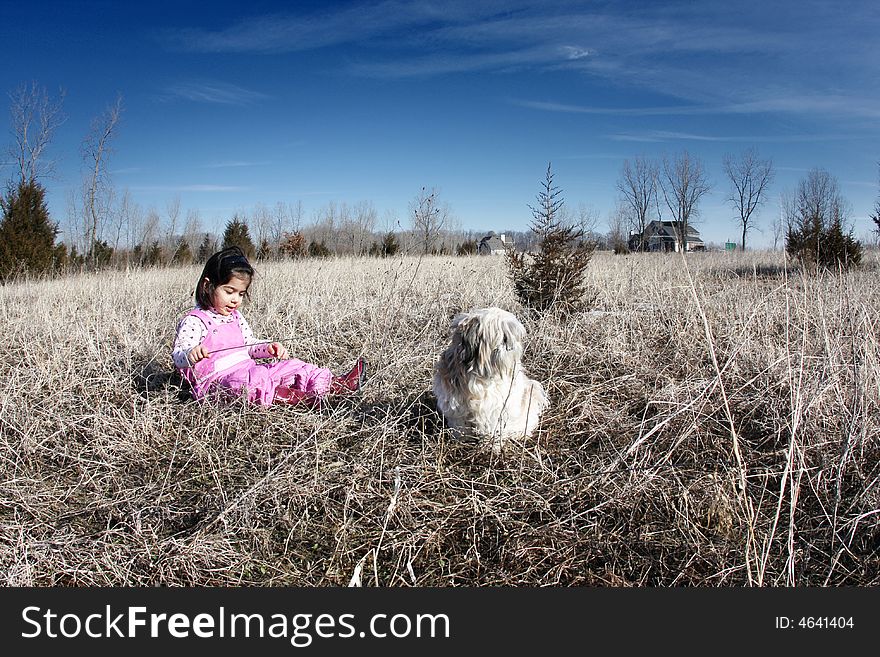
[52,242,69,273]
[197,233,215,262]
[87,239,113,268]
[0,180,59,280]
[372,231,399,257]
[308,240,330,258]
[221,216,255,258]
[785,168,863,272]
[171,236,193,265]
[257,237,272,261]
[821,213,862,270]
[132,243,144,267]
[456,239,477,255]
[69,245,85,269]
[507,163,596,316]
[145,240,163,266]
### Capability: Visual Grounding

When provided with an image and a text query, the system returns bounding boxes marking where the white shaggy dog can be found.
[432,307,548,451]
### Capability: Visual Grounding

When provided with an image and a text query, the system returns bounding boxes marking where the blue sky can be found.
[2,0,878,248]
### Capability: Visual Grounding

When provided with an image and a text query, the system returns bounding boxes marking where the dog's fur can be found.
[432,307,548,451]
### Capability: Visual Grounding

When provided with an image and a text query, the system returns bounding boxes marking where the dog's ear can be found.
[452,312,484,371]
[500,313,525,352]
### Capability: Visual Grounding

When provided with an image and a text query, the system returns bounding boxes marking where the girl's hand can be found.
[267,342,289,359]
[187,344,210,365]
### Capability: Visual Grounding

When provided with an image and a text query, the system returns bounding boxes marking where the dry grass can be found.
[1,251,878,586]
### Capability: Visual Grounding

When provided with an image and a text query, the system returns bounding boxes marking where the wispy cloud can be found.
[560,45,592,60]
[609,130,727,143]
[160,81,269,106]
[159,1,880,120]
[607,130,854,143]
[513,99,710,116]
[160,1,484,54]
[200,161,270,169]
[724,95,880,121]
[130,185,250,193]
[350,46,563,78]
[843,179,879,188]
[516,94,880,121]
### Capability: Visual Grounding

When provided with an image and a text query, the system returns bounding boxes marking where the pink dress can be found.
[178,308,332,406]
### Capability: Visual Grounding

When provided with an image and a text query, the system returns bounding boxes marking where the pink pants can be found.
[178,307,332,406]
[198,358,332,406]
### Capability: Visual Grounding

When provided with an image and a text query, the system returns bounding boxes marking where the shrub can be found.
[506,163,596,316]
[221,216,255,258]
[785,168,862,272]
[369,231,399,257]
[456,239,477,256]
[256,238,272,261]
[0,179,59,281]
[171,237,193,265]
[197,233,216,262]
[308,240,331,258]
[88,239,114,269]
[280,231,307,259]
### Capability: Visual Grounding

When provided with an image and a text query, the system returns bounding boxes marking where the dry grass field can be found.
[1,250,878,586]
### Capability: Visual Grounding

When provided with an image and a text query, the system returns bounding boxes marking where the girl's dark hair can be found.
[195,246,255,309]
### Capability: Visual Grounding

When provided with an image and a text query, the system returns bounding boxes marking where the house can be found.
[631,220,705,253]
[477,231,511,255]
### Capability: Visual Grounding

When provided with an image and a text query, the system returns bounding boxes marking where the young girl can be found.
[172,246,365,406]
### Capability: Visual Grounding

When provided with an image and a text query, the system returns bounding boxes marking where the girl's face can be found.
[206,274,250,315]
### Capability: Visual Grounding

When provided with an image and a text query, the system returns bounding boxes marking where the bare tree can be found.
[771,195,786,251]
[120,190,144,255]
[135,208,161,266]
[82,94,123,266]
[353,200,377,255]
[164,195,181,260]
[606,203,631,253]
[311,202,340,254]
[7,81,66,184]
[557,204,600,243]
[616,156,658,251]
[576,202,602,242]
[271,201,301,246]
[410,186,451,255]
[110,189,133,256]
[337,202,354,255]
[182,208,203,251]
[722,148,774,251]
[381,209,399,234]
[251,202,272,252]
[659,150,711,253]
[64,188,84,255]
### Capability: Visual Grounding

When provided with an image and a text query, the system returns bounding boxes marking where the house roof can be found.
[479,234,507,250]
[646,220,703,240]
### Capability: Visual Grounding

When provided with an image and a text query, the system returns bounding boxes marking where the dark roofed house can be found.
[635,220,705,253]
[478,231,511,255]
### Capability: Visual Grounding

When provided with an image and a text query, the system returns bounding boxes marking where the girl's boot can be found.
[329,357,367,394]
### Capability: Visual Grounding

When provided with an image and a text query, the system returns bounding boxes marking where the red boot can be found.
[329,357,367,395]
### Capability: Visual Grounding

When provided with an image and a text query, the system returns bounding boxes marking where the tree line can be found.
[1,82,877,282]
[612,149,872,269]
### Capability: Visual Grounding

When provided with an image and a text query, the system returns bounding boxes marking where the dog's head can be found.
[446,307,525,379]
